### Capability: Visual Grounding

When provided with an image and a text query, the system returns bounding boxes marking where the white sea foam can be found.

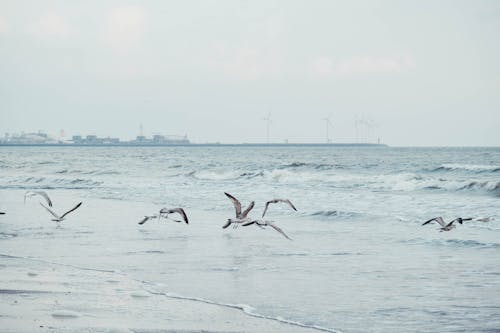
[51,310,81,318]
[439,163,500,172]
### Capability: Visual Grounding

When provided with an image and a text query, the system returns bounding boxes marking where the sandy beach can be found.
[0,256,323,333]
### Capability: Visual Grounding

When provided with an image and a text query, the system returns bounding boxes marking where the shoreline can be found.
[0,253,334,333]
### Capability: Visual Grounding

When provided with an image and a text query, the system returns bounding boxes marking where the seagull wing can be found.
[35,191,53,207]
[262,199,297,217]
[222,220,232,229]
[444,221,455,228]
[282,199,297,212]
[241,201,255,218]
[262,201,271,218]
[242,220,256,226]
[39,202,60,219]
[138,216,154,225]
[268,222,292,240]
[225,192,241,217]
[60,202,82,219]
[422,217,445,226]
[162,208,189,224]
[0,212,5,215]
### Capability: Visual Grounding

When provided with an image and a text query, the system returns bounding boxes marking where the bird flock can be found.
[1,190,494,239]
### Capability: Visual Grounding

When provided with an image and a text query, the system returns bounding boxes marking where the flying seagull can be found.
[422,217,471,231]
[223,192,254,229]
[40,202,82,222]
[159,208,189,224]
[138,207,189,225]
[25,191,53,207]
[262,198,297,217]
[242,219,292,240]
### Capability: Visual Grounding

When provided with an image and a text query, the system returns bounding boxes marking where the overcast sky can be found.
[1,0,499,146]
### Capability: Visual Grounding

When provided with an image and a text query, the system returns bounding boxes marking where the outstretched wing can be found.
[60,202,83,219]
[268,222,292,240]
[160,208,189,224]
[441,221,456,230]
[241,201,255,218]
[262,199,297,217]
[422,217,445,226]
[138,215,155,225]
[222,220,232,229]
[224,192,241,217]
[39,202,60,219]
[242,220,256,226]
[25,191,53,207]
[36,191,53,207]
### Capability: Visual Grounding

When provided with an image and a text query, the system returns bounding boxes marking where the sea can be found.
[1,146,499,333]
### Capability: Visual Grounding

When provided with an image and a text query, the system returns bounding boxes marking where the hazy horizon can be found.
[1,1,499,146]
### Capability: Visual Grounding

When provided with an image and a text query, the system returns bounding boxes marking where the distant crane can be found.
[262,112,272,144]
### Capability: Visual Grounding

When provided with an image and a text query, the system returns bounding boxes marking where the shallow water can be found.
[1,146,499,332]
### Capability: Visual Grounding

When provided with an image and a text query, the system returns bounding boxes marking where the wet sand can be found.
[0,255,322,333]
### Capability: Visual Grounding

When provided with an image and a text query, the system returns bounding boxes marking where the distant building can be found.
[1,132,190,145]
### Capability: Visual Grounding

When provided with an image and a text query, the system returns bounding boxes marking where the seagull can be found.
[422,217,471,231]
[159,208,189,224]
[262,198,297,217]
[138,208,189,225]
[25,191,53,207]
[40,202,82,222]
[223,192,254,229]
[242,219,292,240]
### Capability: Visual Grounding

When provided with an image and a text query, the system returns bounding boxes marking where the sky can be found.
[0,0,499,146]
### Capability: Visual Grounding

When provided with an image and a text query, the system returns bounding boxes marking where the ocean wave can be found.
[431,164,500,173]
[281,162,307,168]
[188,169,265,180]
[405,238,500,249]
[310,210,361,218]
[189,170,241,180]
[457,181,500,195]
[3,176,103,189]
[0,232,18,239]
[439,239,500,249]
[182,168,500,197]
[54,169,119,175]
[279,162,344,170]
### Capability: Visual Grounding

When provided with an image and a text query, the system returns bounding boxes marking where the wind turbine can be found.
[262,112,272,144]
[322,116,333,144]
[354,115,362,143]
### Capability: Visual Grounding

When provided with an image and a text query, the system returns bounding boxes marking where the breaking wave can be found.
[1,176,103,189]
[310,210,361,219]
[431,164,500,173]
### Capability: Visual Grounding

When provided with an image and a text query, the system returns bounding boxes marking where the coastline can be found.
[0,143,387,148]
[0,255,327,333]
